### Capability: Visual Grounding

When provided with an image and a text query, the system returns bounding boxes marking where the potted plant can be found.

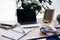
[17,0,52,15]
[56,14,60,23]
[20,0,41,15]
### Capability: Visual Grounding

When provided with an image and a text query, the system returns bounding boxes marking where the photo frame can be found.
[43,9,54,23]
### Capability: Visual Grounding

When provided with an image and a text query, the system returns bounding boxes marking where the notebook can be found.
[17,9,39,28]
[2,27,31,40]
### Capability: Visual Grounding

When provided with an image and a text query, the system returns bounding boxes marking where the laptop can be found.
[17,9,39,28]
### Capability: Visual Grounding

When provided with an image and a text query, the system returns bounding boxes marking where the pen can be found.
[12,23,25,34]
[20,25,25,34]
[1,23,12,27]
[12,26,25,34]
[18,23,25,33]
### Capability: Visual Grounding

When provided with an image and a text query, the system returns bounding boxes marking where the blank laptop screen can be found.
[17,9,36,24]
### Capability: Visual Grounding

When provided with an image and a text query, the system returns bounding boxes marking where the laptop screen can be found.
[17,9,36,23]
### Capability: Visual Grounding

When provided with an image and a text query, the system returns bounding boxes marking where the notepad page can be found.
[2,29,31,40]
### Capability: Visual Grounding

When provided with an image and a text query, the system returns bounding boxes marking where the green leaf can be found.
[42,0,47,2]
[48,0,52,5]
[57,14,60,18]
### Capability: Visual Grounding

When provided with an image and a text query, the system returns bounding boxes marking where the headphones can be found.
[40,27,57,35]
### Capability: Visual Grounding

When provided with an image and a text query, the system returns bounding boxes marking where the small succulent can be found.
[56,14,60,23]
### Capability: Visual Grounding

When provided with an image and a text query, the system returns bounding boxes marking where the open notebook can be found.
[2,27,31,40]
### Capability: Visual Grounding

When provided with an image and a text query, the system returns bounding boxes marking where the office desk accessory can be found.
[40,27,57,35]
[43,9,54,23]
[12,23,26,34]
[0,23,16,30]
[40,21,57,35]
[2,27,31,40]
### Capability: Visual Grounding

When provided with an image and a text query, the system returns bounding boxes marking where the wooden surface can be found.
[0,19,60,40]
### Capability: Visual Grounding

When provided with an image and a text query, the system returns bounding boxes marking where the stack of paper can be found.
[2,27,31,40]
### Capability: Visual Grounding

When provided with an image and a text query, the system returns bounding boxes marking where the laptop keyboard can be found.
[20,21,37,25]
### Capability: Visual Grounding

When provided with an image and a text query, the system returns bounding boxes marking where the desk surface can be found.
[0,18,60,40]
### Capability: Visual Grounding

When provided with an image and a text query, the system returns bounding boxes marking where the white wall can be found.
[0,0,60,21]
[48,0,60,20]
[0,0,16,21]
